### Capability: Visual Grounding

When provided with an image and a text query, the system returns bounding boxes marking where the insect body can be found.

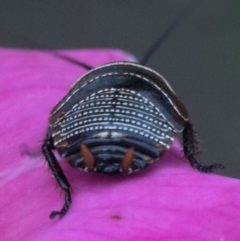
[42,3,224,219]
[49,62,188,175]
[42,61,224,219]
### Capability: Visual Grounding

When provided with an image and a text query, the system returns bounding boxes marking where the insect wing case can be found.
[49,62,189,174]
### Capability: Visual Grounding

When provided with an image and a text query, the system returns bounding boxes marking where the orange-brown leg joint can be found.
[80,144,95,170]
[122,147,134,173]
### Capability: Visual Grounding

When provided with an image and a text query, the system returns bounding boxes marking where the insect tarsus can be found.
[183,121,224,172]
[42,138,72,219]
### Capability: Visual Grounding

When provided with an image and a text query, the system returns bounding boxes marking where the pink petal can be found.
[0,48,240,241]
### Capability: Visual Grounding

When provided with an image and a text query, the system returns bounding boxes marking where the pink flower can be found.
[1,48,240,241]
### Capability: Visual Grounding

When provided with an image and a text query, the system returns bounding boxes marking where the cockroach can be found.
[42,2,224,219]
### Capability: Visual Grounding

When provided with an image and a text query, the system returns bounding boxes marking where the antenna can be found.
[140,1,194,66]
[0,14,93,70]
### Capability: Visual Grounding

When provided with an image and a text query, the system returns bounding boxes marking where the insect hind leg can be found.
[42,137,71,219]
[182,121,224,172]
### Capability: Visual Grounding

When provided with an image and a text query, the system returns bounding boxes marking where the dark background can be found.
[0,1,239,178]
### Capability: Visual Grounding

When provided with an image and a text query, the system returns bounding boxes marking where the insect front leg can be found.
[42,137,71,219]
[182,121,224,172]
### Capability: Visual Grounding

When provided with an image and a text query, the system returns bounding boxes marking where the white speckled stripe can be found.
[52,88,176,148]
[53,88,167,125]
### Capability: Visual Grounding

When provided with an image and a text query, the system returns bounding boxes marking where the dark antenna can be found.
[1,1,193,70]
[140,1,194,66]
[0,16,93,70]
[51,52,92,70]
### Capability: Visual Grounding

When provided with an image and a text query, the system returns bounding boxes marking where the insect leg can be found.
[182,121,224,172]
[42,138,71,219]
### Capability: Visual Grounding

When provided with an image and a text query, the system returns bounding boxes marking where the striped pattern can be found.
[48,62,188,175]
[52,88,176,149]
